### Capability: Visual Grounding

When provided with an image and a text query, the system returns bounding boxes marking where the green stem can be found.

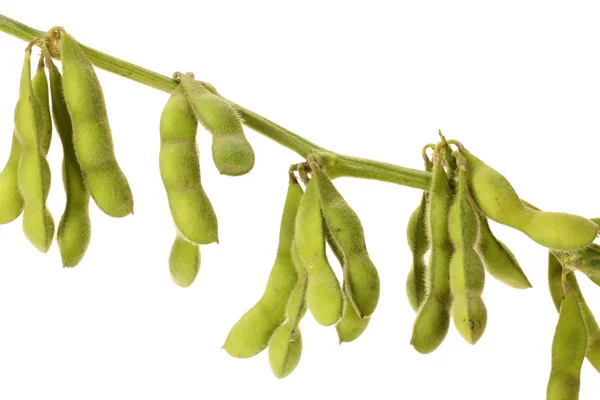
[228,101,324,159]
[0,14,431,187]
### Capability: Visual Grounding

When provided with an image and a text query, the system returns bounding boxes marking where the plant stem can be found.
[0,14,431,188]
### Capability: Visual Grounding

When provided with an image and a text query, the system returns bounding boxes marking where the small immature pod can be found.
[59,29,134,218]
[0,132,23,224]
[458,144,598,251]
[448,155,487,344]
[177,73,255,176]
[546,287,587,400]
[475,212,531,289]
[31,57,52,155]
[159,84,218,244]
[295,175,343,326]
[411,144,453,354]
[548,252,600,373]
[14,47,55,253]
[268,240,308,379]
[169,235,201,288]
[406,150,433,311]
[223,177,303,358]
[311,162,380,319]
[46,55,92,267]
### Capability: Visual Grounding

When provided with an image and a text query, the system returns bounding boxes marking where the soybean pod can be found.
[448,153,487,344]
[406,145,433,311]
[169,235,200,288]
[475,211,531,289]
[268,240,308,379]
[177,73,255,176]
[294,174,343,326]
[31,56,51,156]
[549,252,600,373]
[159,84,218,245]
[546,283,587,400]
[58,29,134,218]
[224,176,303,358]
[411,143,453,354]
[457,143,598,251]
[45,52,92,267]
[311,161,380,319]
[14,46,54,253]
[0,131,23,224]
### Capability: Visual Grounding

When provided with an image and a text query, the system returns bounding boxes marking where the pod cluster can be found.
[158,71,256,287]
[223,163,380,378]
[408,141,529,353]
[1,31,134,266]
[405,136,599,398]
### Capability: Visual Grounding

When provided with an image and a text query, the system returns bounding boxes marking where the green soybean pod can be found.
[268,240,308,379]
[566,273,600,373]
[0,132,23,224]
[448,156,487,344]
[406,149,433,311]
[311,162,380,319]
[325,224,370,343]
[59,29,134,218]
[294,175,343,326]
[223,177,303,358]
[14,47,55,253]
[160,84,218,244]
[458,143,598,251]
[31,56,52,156]
[46,55,92,267]
[546,288,587,400]
[411,144,453,354]
[169,235,200,288]
[548,252,600,373]
[177,73,255,176]
[475,212,532,289]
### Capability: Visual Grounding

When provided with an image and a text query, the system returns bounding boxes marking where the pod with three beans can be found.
[447,152,487,344]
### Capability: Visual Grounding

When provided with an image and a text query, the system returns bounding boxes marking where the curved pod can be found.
[59,30,133,218]
[224,178,303,358]
[460,146,597,251]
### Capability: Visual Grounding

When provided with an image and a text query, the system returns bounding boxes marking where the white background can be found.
[1,1,600,399]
